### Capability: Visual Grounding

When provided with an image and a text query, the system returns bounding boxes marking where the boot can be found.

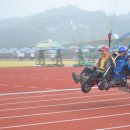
[72,72,81,83]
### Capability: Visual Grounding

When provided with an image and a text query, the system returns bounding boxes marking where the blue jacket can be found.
[112,55,128,79]
[125,58,130,76]
[125,59,130,70]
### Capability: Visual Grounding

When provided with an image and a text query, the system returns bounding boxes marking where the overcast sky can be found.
[0,0,130,19]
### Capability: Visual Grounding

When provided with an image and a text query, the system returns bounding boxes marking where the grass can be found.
[0,60,78,67]
[0,59,95,68]
[0,60,35,67]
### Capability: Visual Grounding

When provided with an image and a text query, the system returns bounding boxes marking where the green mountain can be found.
[0,5,130,48]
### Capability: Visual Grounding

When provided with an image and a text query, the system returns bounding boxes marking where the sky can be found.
[0,0,130,19]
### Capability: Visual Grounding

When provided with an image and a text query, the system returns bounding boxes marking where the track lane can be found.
[0,106,130,130]
[0,93,130,118]
[0,92,126,106]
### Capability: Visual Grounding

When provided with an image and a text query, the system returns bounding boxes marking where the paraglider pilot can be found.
[72,45,116,90]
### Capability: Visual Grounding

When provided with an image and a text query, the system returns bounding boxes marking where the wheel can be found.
[98,85,105,90]
[98,81,105,90]
[81,83,92,93]
[98,78,108,90]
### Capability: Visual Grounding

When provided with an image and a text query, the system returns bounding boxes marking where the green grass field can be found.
[0,60,35,67]
[0,59,95,67]
[0,60,78,67]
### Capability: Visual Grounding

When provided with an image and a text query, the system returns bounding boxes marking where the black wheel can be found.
[98,85,105,90]
[81,83,92,93]
[98,81,105,90]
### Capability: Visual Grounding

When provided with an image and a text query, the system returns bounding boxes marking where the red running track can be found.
[0,88,130,130]
[0,67,81,93]
[0,67,130,130]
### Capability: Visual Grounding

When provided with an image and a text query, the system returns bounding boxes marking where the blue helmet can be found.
[118,46,127,52]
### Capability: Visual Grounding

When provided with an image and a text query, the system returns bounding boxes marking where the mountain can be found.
[0,5,130,48]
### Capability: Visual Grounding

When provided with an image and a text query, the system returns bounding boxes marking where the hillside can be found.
[0,5,130,48]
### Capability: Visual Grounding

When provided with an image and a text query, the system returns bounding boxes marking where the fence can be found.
[35,48,100,66]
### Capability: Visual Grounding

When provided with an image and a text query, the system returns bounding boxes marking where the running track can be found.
[0,67,130,130]
[0,67,81,93]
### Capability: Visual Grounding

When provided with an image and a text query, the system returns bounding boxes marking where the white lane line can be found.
[0,88,118,101]
[0,92,82,101]
[1,103,130,120]
[0,92,125,106]
[0,88,81,97]
[0,112,130,130]
[0,87,118,97]
[96,124,130,130]
[0,96,130,112]
[0,84,8,86]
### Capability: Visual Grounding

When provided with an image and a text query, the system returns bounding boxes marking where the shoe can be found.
[72,72,81,83]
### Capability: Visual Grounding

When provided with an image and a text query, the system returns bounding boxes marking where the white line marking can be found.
[0,112,130,129]
[0,84,8,86]
[0,88,81,97]
[0,92,82,101]
[0,92,125,106]
[0,96,130,112]
[96,124,130,130]
[1,103,130,120]
[0,87,118,97]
